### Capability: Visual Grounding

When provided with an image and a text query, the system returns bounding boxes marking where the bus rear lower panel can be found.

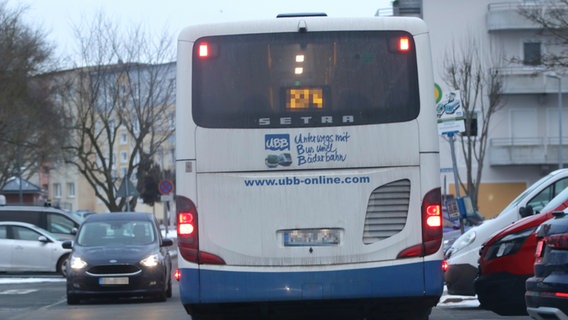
[179,260,442,319]
[185,297,439,320]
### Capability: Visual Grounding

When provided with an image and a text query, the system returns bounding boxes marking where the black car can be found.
[525,211,568,319]
[62,212,173,304]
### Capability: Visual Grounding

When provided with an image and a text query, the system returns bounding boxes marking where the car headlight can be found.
[140,254,159,267]
[484,227,536,260]
[450,230,477,253]
[70,256,88,270]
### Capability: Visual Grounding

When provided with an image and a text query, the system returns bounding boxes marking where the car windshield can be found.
[77,220,156,246]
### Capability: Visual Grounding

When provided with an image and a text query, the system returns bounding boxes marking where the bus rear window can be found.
[192,31,419,128]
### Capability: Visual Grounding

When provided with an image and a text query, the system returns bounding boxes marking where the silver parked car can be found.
[0,221,71,276]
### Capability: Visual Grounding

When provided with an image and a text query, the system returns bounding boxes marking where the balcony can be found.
[487,2,543,31]
[497,67,567,94]
[490,137,568,166]
[488,1,568,31]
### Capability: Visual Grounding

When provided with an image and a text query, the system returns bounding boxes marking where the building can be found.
[1,176,47,205]
[381,0,568,217]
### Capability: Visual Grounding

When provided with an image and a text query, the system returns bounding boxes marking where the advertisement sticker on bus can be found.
[264,131,351,168]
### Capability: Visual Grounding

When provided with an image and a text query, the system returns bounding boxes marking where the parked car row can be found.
[0,205,82,276]
[444,168,568,318]
[0,221,72,275]
[0,205,174,305]
[474,187,568,316]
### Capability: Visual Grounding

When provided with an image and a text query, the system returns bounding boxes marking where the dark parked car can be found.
[63,212,173,304]
[526,211,568,319]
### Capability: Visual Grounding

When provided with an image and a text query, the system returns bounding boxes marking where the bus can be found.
[175,14,442,320]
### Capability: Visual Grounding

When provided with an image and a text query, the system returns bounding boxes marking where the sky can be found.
[9,0,393,62]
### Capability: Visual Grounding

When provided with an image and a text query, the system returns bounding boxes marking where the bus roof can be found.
[178,16,429,42]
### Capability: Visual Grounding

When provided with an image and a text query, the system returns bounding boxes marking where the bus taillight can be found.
[426,204,442,228]
[176,195,226,265]
[397,187,442,258]
[178,212,195,235]
[422,188,443,255]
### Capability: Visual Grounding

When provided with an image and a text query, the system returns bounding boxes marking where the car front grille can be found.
[86,264,141,276]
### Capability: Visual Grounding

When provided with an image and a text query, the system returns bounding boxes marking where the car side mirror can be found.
[519,205,534,218]
[162,238,174,247]
[38,236,49,243]
[62,240,73,249]
[71,227,78,235]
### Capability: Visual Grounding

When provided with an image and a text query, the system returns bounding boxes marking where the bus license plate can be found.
[283,228,341,246]
[99,277,129,285]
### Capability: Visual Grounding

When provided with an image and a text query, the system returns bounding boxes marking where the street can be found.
[0,272,532,320]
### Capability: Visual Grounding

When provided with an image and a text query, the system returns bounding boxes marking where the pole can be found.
[125,177,131,212]
[448,132,464,233]
[558,76,563,169]
[17,145,23,204]
[547,73,563,169]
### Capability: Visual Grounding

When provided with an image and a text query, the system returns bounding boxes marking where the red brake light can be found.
[397,187,442,258]
[399,37,410,51]
[174,269,181,281]
[442,260,449,272]
[175,195,225,265]
[198,43,209,58]
[547,234,568,250]
[178,212,195,235]
[535,239,545,258]
[426,204,442,228]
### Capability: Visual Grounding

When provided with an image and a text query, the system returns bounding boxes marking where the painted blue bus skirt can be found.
[179,260,443,304]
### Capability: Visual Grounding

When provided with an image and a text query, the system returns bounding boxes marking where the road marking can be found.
[0,289,39,295]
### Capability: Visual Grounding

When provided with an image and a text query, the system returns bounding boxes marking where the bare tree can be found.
[56,11,175,212]
[442,36,505,209]
[0,1,66,189]
[518,0,568,67]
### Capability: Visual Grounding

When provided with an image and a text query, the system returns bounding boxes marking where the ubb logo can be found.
[265,134,290,151]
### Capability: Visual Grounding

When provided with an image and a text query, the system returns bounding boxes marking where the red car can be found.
[474,194,568,316]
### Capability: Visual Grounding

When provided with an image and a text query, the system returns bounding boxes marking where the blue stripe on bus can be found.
[179,260,443,304]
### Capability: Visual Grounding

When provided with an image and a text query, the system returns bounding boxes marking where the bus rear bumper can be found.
[178,260,443,308]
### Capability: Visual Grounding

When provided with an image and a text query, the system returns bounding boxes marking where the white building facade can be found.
[384,0,568,217]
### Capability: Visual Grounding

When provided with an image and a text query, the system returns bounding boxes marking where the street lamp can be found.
[546,72,563,169]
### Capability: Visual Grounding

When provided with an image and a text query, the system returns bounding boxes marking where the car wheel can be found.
[57,254,70,277]
[166,278,172,298]
[67,294,80,305]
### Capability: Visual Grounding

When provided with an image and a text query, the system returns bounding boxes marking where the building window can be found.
[120,151,128,163]
[67,183,75,198]
[120,132,128,145]
[523,42,541,66]
[54,183,62,199]
[169,112,175,129]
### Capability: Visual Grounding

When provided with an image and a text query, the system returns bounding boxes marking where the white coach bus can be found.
[175,13,442,320]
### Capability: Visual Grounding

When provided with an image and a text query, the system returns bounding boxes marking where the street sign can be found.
[437,90,466,135]
[159,180,174,195]
[117,179,138,197]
